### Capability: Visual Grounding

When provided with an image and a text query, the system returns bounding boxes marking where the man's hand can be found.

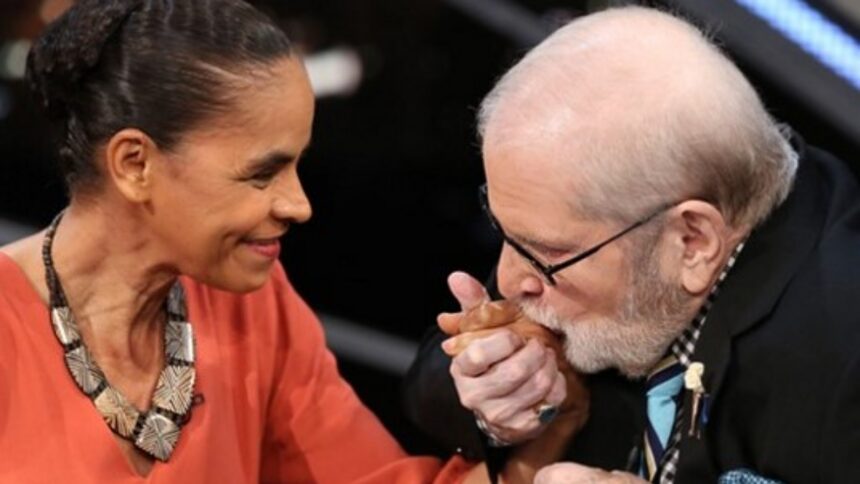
[438,271,588,445]
[535,463,647,484]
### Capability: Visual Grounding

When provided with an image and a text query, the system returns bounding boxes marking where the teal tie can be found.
[642,355,685,479]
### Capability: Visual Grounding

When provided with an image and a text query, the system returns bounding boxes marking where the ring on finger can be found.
[534,402,558,424]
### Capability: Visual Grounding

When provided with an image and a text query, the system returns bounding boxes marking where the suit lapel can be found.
[675,139,829,479]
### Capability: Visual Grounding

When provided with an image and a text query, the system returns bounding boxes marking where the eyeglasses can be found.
[478,183,673,286]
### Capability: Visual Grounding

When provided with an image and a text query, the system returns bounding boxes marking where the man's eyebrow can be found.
[488,200,580,252]
[511,230,580,253]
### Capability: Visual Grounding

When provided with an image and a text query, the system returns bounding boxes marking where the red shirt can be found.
[0,253,468,483]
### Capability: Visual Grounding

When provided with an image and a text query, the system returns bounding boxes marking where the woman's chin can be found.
[201,264,274,294]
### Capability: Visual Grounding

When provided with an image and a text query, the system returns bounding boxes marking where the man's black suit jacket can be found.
[403,140,860,483]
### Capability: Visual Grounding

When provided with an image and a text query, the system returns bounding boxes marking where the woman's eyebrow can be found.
[246,151,298,172]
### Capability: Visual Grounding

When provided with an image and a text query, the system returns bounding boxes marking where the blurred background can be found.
[1,0,859,456]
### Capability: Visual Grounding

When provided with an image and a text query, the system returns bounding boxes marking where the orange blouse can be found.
[0,253,469,483]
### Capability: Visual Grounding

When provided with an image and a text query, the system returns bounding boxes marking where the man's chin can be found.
[561,330,667,380]
[615,361,661,380]
[519,301,681,379]
[565,352,658,380]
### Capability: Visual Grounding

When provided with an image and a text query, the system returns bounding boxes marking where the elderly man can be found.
[404,6,860,483]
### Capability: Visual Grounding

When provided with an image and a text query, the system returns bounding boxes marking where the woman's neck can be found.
[50,202,177,371]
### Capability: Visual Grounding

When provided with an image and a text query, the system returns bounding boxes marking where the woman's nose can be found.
[272,172,312,223]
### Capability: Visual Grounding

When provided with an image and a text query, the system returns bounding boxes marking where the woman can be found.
[0,1,578,482]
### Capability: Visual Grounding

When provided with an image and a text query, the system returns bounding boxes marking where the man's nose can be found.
[496,243,545,300]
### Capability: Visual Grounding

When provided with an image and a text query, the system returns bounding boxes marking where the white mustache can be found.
[518,301,568,335]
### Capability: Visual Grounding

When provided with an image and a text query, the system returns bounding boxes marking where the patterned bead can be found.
[166,288,188,320]
[94,386,140,438]
[152,365,196,415]
[165,321,194,363]
[136,412,181,462]
[51,306,80,345]
[65,346,105,396]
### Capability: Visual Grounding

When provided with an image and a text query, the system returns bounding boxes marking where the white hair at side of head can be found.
[478,6,798,230]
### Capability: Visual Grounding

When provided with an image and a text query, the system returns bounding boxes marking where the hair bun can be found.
[26,0,143,118]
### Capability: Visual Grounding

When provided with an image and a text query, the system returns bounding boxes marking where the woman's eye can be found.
[247,170,279,187]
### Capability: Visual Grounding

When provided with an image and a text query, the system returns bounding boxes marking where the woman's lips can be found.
[244,238,281,259]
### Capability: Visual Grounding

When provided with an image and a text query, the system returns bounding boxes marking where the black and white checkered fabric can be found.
[655,241,745,483]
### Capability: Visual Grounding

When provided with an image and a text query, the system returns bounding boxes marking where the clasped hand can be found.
[438,272,589,445]
[439,272,648,483]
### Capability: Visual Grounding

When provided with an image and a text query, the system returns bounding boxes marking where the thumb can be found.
[534,462,611,484]
[447,271,489,311]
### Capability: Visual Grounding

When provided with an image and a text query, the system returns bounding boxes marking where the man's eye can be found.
[533,244,572,260]
[543,248,570,259]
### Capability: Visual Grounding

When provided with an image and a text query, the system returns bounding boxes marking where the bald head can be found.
[480,6,796,229]
[481,7,716,138]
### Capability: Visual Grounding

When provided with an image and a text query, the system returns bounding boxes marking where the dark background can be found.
[1,0,858,456]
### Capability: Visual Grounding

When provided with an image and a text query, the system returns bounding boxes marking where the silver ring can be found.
[536,403,558,424]
[474,413,513,447]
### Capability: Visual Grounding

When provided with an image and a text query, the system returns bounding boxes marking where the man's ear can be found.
[664,200,729,296]
[103,128,160,203]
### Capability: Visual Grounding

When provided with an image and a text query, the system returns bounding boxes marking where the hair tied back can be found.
[25,0,294,191]
[27,0,144,116]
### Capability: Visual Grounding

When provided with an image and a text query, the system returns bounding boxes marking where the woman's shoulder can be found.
[0,232,44,275]
[0,233,48,301]
[0,234,49,366]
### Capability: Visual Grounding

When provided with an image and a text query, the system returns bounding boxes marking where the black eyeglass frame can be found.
[478,183,675,286]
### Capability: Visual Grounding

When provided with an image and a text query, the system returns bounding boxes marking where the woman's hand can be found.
[439,271,590,484]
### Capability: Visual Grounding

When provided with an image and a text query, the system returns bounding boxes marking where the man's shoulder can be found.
[736,243,860,371]
[732,141,860,357]
[718,224,860,415]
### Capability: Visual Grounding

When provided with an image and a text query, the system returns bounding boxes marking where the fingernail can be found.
[442,338,455,352]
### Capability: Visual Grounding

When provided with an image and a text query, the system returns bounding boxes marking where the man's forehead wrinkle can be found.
[480,6,757,228]
[483,7,719,169]
[488,7,715,117]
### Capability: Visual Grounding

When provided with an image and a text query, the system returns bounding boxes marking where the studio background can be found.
[1,0,858,456]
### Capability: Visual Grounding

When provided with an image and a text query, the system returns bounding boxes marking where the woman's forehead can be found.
[177,59,314,153]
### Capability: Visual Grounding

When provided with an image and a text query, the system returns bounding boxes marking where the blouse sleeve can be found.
[259,264,472,483]
[0,296,16,425]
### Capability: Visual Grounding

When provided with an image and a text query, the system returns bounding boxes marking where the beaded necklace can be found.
[42,212,196,461]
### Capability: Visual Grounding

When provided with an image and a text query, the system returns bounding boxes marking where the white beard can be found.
[520,255,694,378]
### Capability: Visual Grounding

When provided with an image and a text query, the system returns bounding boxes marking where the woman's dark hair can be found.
[26,0,294,191]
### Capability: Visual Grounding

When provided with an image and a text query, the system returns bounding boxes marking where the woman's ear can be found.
[103,128,159,203]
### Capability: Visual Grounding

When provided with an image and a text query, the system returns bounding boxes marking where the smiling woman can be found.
[0,0,483,482]
[134,55,315,293]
